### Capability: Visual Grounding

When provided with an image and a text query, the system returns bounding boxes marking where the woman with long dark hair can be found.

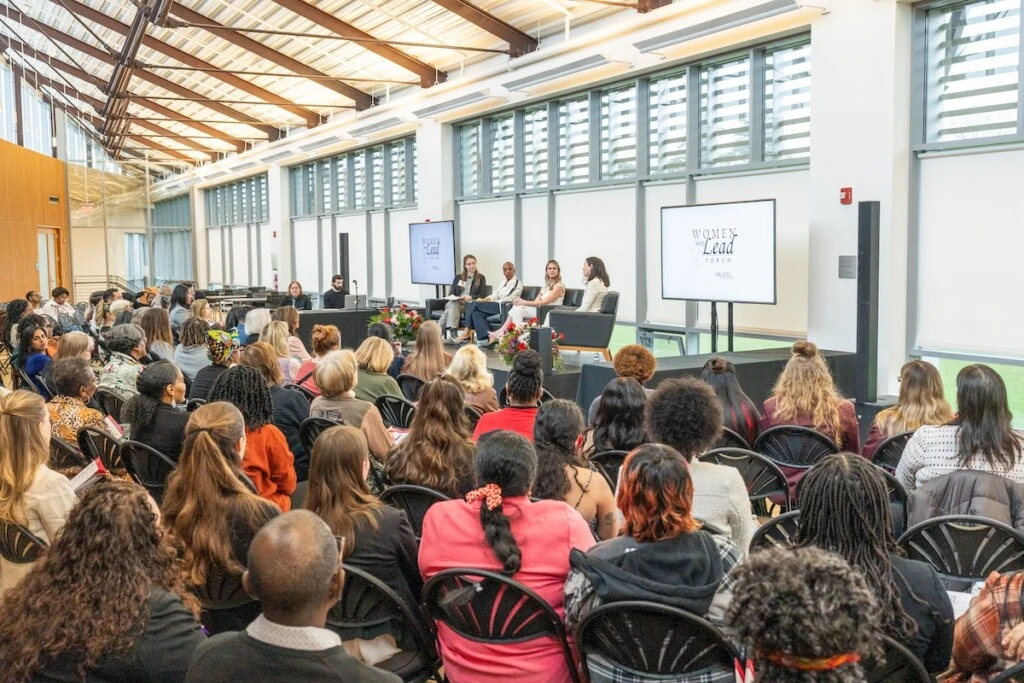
[17,324,51,397]
[121,360,189,461]
[168,284,193,337]
[577,256,610,313]
[864,360,954,460]
[4,298,30,348]
[438,254,487,341]
[419,430,594,683]
[0,480,204,681]
[897,364,1024,491]
[798,454,953,673]
[532,400,617,540]
[582,377,647,456]
[702,356,761,446]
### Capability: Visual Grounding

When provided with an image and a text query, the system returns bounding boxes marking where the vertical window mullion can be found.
[513,109,525,192]
[588,90,601,183]
[750,48,765,164]
[481,118,494,195]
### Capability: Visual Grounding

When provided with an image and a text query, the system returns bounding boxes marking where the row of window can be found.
[152,195,191,228]
[456,38,811,197]
[289,137,417,217]
[0,62,53,156]
[205,175,269,227]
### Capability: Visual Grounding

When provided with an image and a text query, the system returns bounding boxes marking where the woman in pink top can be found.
[419,430,595,683]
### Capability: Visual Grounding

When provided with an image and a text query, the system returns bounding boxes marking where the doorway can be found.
[36,227,60,296]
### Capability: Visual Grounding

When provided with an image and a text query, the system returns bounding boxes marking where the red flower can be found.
[528,317,539,325]
[384,318,393,325]
[518,342,528,351]
[381,308,390,314]
[400,303,408,309]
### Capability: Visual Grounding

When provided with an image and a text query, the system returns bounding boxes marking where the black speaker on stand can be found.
[855,201,880,404]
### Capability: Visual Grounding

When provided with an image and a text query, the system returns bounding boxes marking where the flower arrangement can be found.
[368,304,423,343]
[496,318,565,371]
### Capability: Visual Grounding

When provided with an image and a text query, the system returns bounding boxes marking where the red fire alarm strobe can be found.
[840,187,853,205]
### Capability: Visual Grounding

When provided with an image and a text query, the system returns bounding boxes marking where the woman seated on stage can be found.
[437,254,487,342]
[281,281,312,311]
[576,256,610,312]
[487,260,565,344]
[863,359,953,460]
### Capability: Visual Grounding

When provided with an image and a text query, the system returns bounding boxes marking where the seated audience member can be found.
[399,321,451,380]
[263,320,300,382]
[533,400,617,540]
[386,378,476,497]
[473,350,544,442]
[150,284,172,310]
[110,299,135,327]
[4,298,30,348]
[564,445,741,651]
[587,344,656,424]
[239,343,310,479]
[647,377,755,553]
[576,256,610,313]
[865,360,954,460]
[242,308,272,345]
[898,364,1024,492]
[121,361,190,462]
[702,356,762,446]
[367,322,406,378]
[39,287,75,321]
[224,305,251,343]
[582,377,647,457]
[168,284,193,337]
[310,351,394,463]
[17,324,52,397]
[281,280,313,311]
[295,324,341,395]
[488,260,566,344]
[140,307,176,361]
[445,344,499,413]
[135,286,158,308]
[162,402,280,634]
[40,330,94,394]
[84,292,102,329]
[189,330,239,402]
[209,366,297,511]
[798,454,954,672]
[190,298,215,324]
[97,323,147,402]
[0,481,205,681]
[93,298,115,333]
[0,391,77,593]
[727,546,883,683]
[419,431,595,683]
[461,261,523,343]
[306,426,423,661]
[762,341,861,452]
[438,254,487,341]
[174,318,212,382]
[25,290,42,309]
[271,305,312,361]
[353,336,402,403]
[322,274,349,310]
[947,571,1024,681]
[47,357,111,443]
[184,511,400,683]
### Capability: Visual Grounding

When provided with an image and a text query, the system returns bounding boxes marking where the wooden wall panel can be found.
[0,138,71,301]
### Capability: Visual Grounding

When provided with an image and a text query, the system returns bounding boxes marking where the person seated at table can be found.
[582,377,647,457]
[189,330,239,402]
[353,337,402,404]
[445,344,499,413]
[281,281,312,311]
[17,323,52,397]
[460,261,523,344]
[242,308,271,345]
[173,318,212,383]
[438,254,487,342]
[386,377,476,497]
[399,321,451,381]
[295,324,342,396]
[576,256,610,313]
[121,361,190,462]
[487,260,566,344]
[97,324,147,403]
[587,344,657,424]
[367,322,406,379]
[47,357,110,444]
[310,350,394,464]
[473,350,544,442]
[168,284,193,337]
[271,305,311,361]
[863,359,953,460]
[702,356,762,447]
[263,321,301,383]
[140,307,175,362]
[322,274,349,310]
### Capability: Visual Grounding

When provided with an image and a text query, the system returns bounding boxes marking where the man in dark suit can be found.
[322,274,350,310]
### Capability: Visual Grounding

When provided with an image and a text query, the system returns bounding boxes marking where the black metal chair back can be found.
[872,430,914,474]
[422,568,582,683]
[700,447,790,512]
[186,398,206,412]
[992,661,1024,682]
[749,510,801,552]
[589,450,629,489]
[77,426,123,469]
[95,388,125,420]
[464,405,483,432]
[877,467,909,538]
[498,386,555,408]
[864,634,930,683]
[715,426,751,450]
[376,395,417,430]
[379,485,451,542]
[119,440,177,504]
[299,416,343,455]
[50,436,89,469]
[576,601,738,679]
[396,374,426,402]
[897,515,1024,589]
[283,382,317,403]
[753,425,839,469]
[16,368,39,394]
[0,519,47,563]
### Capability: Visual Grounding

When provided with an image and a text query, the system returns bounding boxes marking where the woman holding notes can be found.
[438,254,487,341]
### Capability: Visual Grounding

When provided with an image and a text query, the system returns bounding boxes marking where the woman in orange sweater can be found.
[208,365,297,511]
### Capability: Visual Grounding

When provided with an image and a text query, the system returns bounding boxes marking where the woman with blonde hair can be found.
[863,360,954,460]
[140,307,175,361]
[190,298,214,324]
[400,320,451,381]
[446,344,498,413]
[353,336,402,403]
[488,260,566,343]
[262,320,300,382]
[295,324,341,396]
[0,391,77,593]
[53,330,93,361]
[310,350,393,462]
[161,401,280,634]
[271,305,312,361]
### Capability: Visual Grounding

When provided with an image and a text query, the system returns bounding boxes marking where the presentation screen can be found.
[409,220,456,286]
[661,199,777,304]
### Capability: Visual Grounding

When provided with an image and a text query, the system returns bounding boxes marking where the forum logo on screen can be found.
[692,227,737,265]
[422,237,441,271]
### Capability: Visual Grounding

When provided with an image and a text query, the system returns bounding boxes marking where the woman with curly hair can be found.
[208,366,297,511]
[445,344,498,413]
[271,305,311,362]
[173,318,212,383]
[4,298,30,348]
[532,399,617,540]
[161,402,280,634]
[702,356,761,446]
[353,336,402,404]
[399,321,451,381]
[582,378,647,457]
[121,361,189,461]
[311,350,394,463]
[727,546,883,683]
[385,377,476,497]
[863,360,953,460]
[0,480,204,681]
[797,454,953,673]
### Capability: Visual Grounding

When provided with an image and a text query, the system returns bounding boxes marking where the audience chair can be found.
[715,427,752,450]
[328,565,441,683]
[992,661,1024,683]
[94,388,125,421]
[749,510,801,553]
[119,440,177,505]
[0,519,47,564]
[872,430,915,474]
[50,436,89,469]
[897,515,1024,590]
[463,405,483,432]
[576,601,738,682]
[547,292,620,361]
[16,368,39,394]
[379,485,450,542]
[753,426,839,506]
[700,448,790,516]
[878,467,909,538]
[497,386,555,408]
[299,416,344,455]
[422,568,582,683]
[193,569,259,636]
[864,635,931,683]
[77,426,123,470]
[185,398,206,412]
[589,450,629,490]
[376,395,417,430]
[396,374,426,402]
[283,382,317,403]
[535,288,583,326]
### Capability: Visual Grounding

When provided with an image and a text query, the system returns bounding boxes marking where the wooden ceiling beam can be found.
[429,0,537,57]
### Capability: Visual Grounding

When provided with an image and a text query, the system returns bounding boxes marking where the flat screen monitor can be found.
[409,220,456,286]
[660,199,777,304]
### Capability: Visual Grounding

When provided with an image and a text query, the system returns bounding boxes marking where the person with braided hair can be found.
[472,349,544,441]
[173,318,212,383]
[419,430,594,683]
[121,360,189,461]
[796,454,953,673]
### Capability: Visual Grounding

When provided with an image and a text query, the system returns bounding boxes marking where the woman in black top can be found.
[281,280,312,311]
[438,254,487,340]
[121,360,190,462]
[190,330,239,402]
[702,356,761,446]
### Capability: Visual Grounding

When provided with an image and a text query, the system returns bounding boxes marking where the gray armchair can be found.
[546,291,619,361]
[536,287,583,324]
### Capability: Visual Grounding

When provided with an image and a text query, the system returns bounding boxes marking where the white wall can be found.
[231,225,250,286]
[521,195,549,282]
[207,228,223,285]
[458,199,515,285]
[388,209,421,301]
[69,227,108,278]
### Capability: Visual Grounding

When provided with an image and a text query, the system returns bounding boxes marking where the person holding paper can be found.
[458,261,523,344]
[437,254,486,341]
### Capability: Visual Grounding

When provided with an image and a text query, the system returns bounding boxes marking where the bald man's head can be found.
[245,510,341,615]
